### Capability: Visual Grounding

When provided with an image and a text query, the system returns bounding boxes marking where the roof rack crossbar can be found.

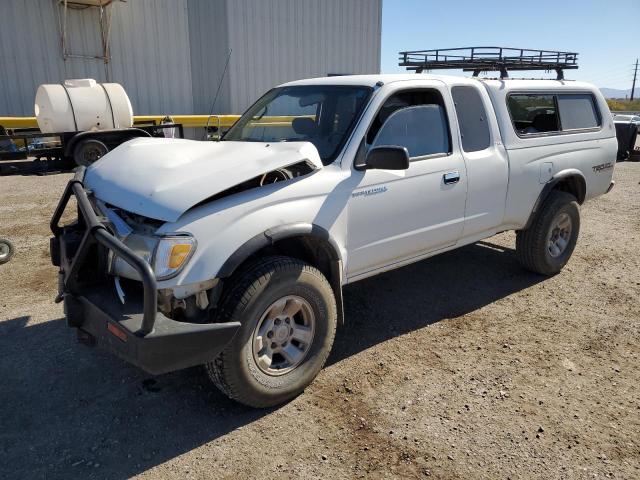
[398,47,578,80]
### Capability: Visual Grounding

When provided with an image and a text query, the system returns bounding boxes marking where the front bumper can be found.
[51,168,240,375]
[64,287,239,375]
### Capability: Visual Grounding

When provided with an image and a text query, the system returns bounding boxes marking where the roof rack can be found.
[398,47,579,80]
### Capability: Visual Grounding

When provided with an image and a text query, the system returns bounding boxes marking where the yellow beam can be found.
[0,114,314,130]
[0,117,39,128]
[0,115,242,130]
[133,115,241,128]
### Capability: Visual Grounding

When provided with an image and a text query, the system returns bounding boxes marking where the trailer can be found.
[0,122,184,175]
[0,78,195,175]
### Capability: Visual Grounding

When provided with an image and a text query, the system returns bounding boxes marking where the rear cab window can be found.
[507,92,601,136]
[451,86,491,152]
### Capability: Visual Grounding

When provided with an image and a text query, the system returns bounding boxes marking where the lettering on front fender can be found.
[351,185,388,198]
[592,162,613,173]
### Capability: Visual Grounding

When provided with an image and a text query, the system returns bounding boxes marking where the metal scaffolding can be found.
[56,0,116,80]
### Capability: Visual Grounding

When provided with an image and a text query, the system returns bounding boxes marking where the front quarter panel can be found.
[154,165,351,288]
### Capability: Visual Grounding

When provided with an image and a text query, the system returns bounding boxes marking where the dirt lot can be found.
[1,164,639,480]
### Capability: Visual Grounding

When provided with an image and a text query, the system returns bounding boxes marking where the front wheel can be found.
[516,190,580,275]
[206,256,337,408]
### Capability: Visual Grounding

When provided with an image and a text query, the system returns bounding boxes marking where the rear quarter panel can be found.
[483,80,617,228]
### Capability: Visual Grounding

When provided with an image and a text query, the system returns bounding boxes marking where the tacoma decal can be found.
[592,162,613,173]
[352,185,388,198]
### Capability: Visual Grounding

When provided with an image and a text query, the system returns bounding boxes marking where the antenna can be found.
[203,48,232,140]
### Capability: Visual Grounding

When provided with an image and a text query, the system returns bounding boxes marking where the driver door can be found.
[346,88,467,279]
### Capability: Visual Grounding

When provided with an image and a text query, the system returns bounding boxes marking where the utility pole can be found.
[632,58,638,101]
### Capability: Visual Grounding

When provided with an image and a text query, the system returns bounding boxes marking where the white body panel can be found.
[84,74,617,291]
[345,80,468,277]
[85,138,323,222]
[482,79,617,227]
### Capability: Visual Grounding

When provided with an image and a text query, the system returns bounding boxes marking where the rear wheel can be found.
[73,139,108,167]
[206,256,337,408]
[516,190,580,275]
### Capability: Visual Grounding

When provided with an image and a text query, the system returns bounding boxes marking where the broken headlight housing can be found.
[111,234,196,281]
[97,201,197,281]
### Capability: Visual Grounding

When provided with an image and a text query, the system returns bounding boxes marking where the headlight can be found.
[111,234,196,281]
[153,236,197,280]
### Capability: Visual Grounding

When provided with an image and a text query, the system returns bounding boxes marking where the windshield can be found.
[223,85,372,164]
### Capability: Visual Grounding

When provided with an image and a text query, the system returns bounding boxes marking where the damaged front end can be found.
[50,168,240,375]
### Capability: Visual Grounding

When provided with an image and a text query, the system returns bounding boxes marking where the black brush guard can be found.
[50,168,240,375]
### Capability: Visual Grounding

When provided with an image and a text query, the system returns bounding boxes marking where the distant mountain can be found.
[600,87,633,99]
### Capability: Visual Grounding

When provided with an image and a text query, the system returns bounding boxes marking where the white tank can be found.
[34,79,133,133]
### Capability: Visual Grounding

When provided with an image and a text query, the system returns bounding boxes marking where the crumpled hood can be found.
[84,137,322,222]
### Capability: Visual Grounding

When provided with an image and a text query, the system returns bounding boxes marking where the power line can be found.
[631,59,638,101]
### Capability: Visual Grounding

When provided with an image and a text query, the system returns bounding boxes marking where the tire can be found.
[206,255,337,408]
[73,139,109,167]
[0,238,14,264]
[516,190,580,275]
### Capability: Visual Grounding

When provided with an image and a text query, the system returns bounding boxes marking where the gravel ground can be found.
[0,164,638,480]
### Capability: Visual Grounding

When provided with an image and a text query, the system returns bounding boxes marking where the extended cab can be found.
[50,75,617,407]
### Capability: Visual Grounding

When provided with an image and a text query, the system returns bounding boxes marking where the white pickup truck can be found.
[51,74,616,407]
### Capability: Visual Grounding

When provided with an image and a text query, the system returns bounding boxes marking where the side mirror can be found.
[362,146,410,170]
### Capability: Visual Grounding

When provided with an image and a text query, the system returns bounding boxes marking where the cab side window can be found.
[366,89,452,160]
[508,94,559,135]
[507,92,601,136]
[557,94,600,130]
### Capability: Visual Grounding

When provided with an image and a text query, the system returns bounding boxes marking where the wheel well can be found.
[553,175,586,204]
[523,173,587,230]
[223,234,344,323]
[244,235,337,285]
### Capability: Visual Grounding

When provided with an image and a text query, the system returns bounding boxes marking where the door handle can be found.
[443,171,460,185]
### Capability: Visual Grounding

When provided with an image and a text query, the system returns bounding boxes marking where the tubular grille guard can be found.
[50,167,158,335]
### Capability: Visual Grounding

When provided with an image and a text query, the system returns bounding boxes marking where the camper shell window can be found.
[507,92,601,137]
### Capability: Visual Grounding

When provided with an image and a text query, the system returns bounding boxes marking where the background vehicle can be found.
[51,68,617,408]
[612,114,640,161]
[612,114,640,124]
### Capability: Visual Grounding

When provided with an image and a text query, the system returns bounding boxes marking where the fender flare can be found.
[64,128,152,157]
[217,223,345,324]
[217,222,342,277]
[523,169,586,230]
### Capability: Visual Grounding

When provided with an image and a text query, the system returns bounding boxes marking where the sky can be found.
[380,0,640,91]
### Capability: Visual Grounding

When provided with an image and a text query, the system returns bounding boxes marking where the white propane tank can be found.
[34,79,133,133]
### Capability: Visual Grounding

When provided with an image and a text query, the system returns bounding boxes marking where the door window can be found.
[366,89,451,161]
[372,105,450,158]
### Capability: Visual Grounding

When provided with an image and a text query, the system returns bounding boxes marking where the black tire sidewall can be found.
[540,198,580,272]
[74,139,108,167]
[223,263,336,403]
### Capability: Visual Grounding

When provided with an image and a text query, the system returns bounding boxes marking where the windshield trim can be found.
[222,85,373,165]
